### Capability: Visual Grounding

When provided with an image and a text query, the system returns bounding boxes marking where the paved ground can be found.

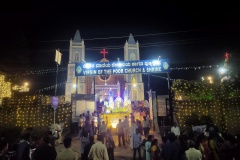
[55,129,162,160]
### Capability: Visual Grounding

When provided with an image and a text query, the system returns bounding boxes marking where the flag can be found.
[55,50,62,65]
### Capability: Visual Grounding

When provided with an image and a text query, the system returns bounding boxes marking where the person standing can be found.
[99,121,107,144]
[123,116,130,142]
[16,133,31,160]
[106,129,115,160]
[130,120,138,149]
[150,139,160,160]
[79,114,84,132]
[116,119,125,147]
[145,135,153,160]
[185,140,202,160]
[133,128,142,160]
[171,122,180,137]
[130,113,135,123]
[142,116,150,137]
[97,115,102,135]
[33,136,57,160]
[82,136,95,160]
[55,121,62,145]
[162,133,179,160]
[56,137,78,160]
[0,138,10,160]
[80,131,90,158]
[88,135,109,160]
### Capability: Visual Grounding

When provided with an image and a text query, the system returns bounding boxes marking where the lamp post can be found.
[53,49,62,131]
[167,72,173,126]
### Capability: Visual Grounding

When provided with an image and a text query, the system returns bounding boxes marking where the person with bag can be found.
[106,129,115,160]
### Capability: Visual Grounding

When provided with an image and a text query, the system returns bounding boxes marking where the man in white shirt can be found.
[142,116,150,137]
[185,140,202,160]
[129,120,138,149]
[88,135,109,160]
[171,122,180,137]
[56,137,78,160]
[55,121,62,144]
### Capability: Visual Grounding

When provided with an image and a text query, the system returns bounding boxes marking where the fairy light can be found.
[172,79,240,134]
[0,95,71,129]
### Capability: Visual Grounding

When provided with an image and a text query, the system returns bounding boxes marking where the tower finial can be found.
[73,30,81,42]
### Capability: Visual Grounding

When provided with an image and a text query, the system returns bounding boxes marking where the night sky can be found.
[0,2,240,95]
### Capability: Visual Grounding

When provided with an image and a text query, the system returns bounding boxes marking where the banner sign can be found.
[75,59,170,76]
[52,96,59,110]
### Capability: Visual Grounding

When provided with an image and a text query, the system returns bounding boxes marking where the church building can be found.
[65,30,145,106]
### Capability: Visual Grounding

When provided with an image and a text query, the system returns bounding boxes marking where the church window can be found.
[130,52,136,60]
[74,52,80,61]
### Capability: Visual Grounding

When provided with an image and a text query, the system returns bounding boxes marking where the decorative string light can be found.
[0,95,71,129]
[172,79,240,134]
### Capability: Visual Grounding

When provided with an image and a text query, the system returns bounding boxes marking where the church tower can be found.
[124,34,144,101]
[65,30,86,102]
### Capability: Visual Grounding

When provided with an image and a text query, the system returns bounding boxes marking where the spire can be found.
[128,33,136,44]
[73,30,81,42]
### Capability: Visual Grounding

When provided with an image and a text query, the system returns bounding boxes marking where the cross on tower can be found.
[225,52,229,60]
[100,49,108,59]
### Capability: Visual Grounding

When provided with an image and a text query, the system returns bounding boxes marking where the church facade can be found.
[65,30,144,104]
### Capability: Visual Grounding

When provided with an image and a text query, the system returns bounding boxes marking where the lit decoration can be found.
[0,74,11,105]
[100,48,108,59]
[172,79,240,135]
[225,52,229,61]
[0,95,71,130]
[101,112,130,129]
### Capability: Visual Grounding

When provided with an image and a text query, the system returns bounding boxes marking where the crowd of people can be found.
[156,122,240,160]
[1,105,240,160]
[77,109,153,160]
[77,108,240,160]
[0,130,69,160]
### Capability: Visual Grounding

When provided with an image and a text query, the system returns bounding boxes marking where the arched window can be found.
[130,52,136,60]
[74,52,79,61]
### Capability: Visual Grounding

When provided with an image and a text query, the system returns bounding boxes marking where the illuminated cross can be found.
[100,49,108,58]
[225,52,229,60]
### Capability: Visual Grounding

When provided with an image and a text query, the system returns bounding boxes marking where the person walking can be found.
[149,139,160,160]
[171,122,180,137]
[99,121,107,144]
[106,129,115,160]
[123,116,130,142]
[142,116,150,137]
[55,121,62,145]
[133,128,142,160]
[16,133,31,160]
[80,131,90,158]
[116,119,125,147]
[82,136,95,160]
[145,135,153,160]
[185,140,202,160]
[88,135,109,160]
[33,136,57,160]
[56,137,78,160]
[130,120,138,149]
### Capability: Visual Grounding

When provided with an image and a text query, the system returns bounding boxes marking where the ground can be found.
[55,129,161,160]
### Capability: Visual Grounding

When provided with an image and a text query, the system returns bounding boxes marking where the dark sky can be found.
[0,2,240,94]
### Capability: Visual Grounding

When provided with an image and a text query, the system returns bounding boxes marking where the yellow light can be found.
[111,122,118,128]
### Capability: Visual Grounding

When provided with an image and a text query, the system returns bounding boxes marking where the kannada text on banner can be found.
[75,59,170,76]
